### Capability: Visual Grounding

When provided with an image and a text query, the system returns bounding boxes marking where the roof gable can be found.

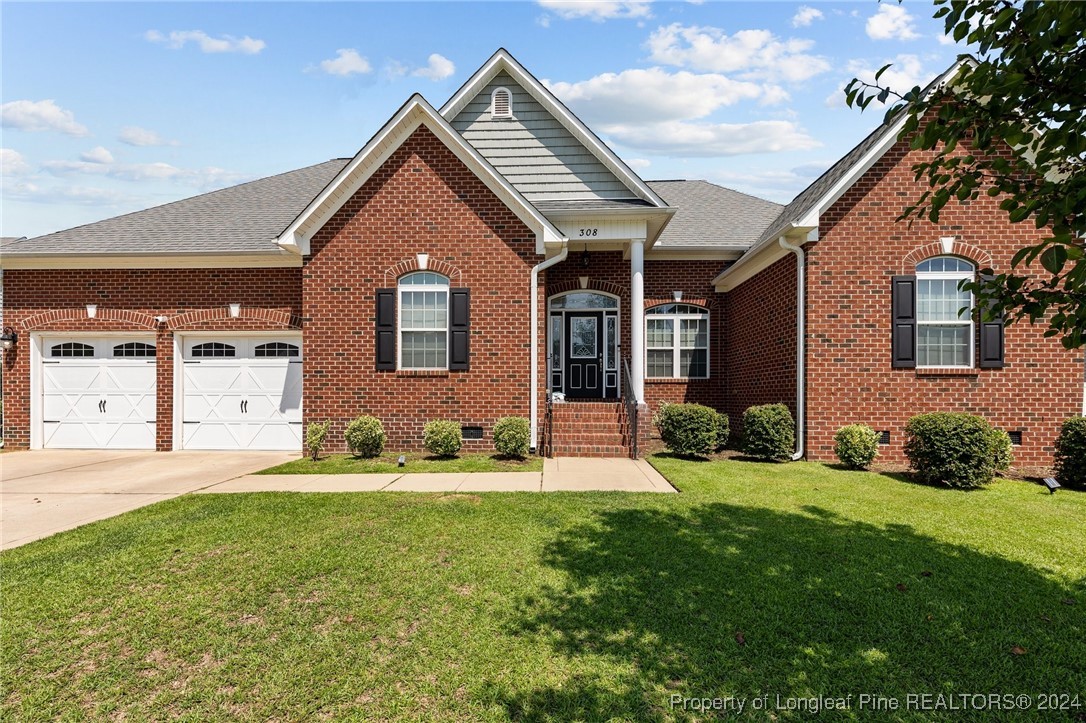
[276,94,565,255]
[441,49,667,209]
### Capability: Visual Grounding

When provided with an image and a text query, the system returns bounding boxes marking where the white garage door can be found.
[42,336,157,449]
[181,336,303,451]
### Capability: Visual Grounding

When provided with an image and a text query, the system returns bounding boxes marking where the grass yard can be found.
[259,452,543,475]
[3,457,1084,721]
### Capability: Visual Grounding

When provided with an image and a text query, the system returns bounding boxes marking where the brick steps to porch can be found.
[548,401,632,458]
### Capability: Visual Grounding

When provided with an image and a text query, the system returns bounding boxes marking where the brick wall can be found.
[0,267,301,450]
[721,253,799,441]
[806,136,1084,466]
[544,252,725,415]
[302,125,542,452]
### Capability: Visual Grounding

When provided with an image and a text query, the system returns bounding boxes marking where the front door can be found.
[564,312,604,398]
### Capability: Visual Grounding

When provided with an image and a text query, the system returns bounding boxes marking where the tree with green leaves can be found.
[846,0,1086,348]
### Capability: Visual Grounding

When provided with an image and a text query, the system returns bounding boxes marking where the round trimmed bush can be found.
[833,424,880,469]
[1054,416,1086,490]
[742,404,795,461]
[424,420,462,458]
[714,411,731,451]
[344,416,385,458]
[493,416,531,458]
[657,403,719,457]
[903,413,1010,489]
[306,420,330,461]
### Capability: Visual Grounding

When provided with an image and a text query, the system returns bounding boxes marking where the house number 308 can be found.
[578,228,599,237]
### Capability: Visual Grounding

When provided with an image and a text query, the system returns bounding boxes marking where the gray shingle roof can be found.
[2,160,348,257]
[647,180,782,248]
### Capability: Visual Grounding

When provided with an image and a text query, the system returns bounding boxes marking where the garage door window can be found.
[113,342,156,357]
[191,342,236,358]
[51,342,94,357]
[254,342,300,358]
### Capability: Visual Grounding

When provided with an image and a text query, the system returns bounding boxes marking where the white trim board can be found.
[276,94,566,256]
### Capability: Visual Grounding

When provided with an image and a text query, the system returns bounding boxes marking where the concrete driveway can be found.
[1,450,294,550]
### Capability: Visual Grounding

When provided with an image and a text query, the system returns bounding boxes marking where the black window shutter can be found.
[449,288,470,371]
[978,274,1005,368]
[891,275,917,368]
[375,288,396,370]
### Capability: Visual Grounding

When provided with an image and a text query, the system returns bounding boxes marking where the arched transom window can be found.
[645,304,709,379]
[916,256,975,367]
[399,271,449,369]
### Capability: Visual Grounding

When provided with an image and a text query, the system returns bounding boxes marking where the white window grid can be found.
[916,258,974,369]
[398,273,449,370]
[645,306,710,379]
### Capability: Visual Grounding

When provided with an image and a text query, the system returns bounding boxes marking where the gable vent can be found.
[491,87,512,119]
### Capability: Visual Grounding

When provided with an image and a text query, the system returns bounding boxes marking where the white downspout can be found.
[779,236,806,461]
[530,244,568,451]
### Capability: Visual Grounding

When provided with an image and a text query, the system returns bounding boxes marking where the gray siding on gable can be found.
[451,72,635,201]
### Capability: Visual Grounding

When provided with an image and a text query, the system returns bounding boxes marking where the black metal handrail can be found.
[621,358,638,459]
[544,353,554,458]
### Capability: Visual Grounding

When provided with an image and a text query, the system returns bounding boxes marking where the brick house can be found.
[1,50,1081,464]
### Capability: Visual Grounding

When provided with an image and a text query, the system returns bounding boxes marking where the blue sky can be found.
[1,1,965,239]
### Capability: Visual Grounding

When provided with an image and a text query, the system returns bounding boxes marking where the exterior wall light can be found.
[0,327,17,351]
[154,315,169,324]
[86,304,97,319]
[1042,477,1061,494]
[228,303,241,318]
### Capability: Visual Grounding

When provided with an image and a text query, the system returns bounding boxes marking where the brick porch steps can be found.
[549,401,632,458]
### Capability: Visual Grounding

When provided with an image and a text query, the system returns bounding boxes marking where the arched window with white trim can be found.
[398,271,449,370]
[916,256,975,367]
[645,303,709,379]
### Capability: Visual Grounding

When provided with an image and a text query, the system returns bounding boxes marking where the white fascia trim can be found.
[439,50,668,210]
[646,247,746,261]
[277,94,564,256]
[0,253,301,270]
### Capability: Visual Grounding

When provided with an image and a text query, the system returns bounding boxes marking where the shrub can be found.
[833,424,880,470]
[493,416,531,458]
[305,420,330,462]
[1054,416,1086,490]
[657,403,720,457]
[651,402,673,433]
[714,411,731,451]
[424,420,462,458]
[903,413,1009,489]
[742,404,795,461]
[343,416,385,458]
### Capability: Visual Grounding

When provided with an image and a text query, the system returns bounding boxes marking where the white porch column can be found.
[629,237,646,403]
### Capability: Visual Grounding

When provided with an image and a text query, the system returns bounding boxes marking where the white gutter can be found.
[529,243,569,451]
[779,236,806,461]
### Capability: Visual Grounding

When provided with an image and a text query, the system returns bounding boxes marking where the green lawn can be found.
[258,452,542,474]
[3,457,1084,721]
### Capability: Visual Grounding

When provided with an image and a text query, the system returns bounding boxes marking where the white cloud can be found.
[412,53,456,81]
[626,158,651,170]
[865,4,920,41]
[145,29,265,54]
[546,67,768,125]
[1,99,89,137]
[1,180,138,206]
[1,148,32,176]
[602,119,820,156]
[43,158,249,188]
[118,126,178,147]
[710,163,827,200]
[646,23,830,83]
[825,54,931,107]
[318,49,372,77]
[537,1,652,21]
[792,6,824,27]
[80,146,114,164]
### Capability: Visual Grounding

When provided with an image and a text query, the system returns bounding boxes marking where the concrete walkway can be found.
[199,457,675,494]
[2,451,675,550]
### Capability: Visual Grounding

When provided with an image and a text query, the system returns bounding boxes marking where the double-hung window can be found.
[916,257,974,367]
[398,272,448,370]
[645,304,709,379]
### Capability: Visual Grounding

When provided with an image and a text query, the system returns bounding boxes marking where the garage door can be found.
[181,336,302,451]
[42,336,157,449]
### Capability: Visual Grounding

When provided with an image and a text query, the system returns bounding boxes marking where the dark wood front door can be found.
[564,312,604,398]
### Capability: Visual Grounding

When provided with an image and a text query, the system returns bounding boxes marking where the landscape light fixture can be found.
[0,327,17,351]
[397,455,406,467]
[1042,477,1061,494]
